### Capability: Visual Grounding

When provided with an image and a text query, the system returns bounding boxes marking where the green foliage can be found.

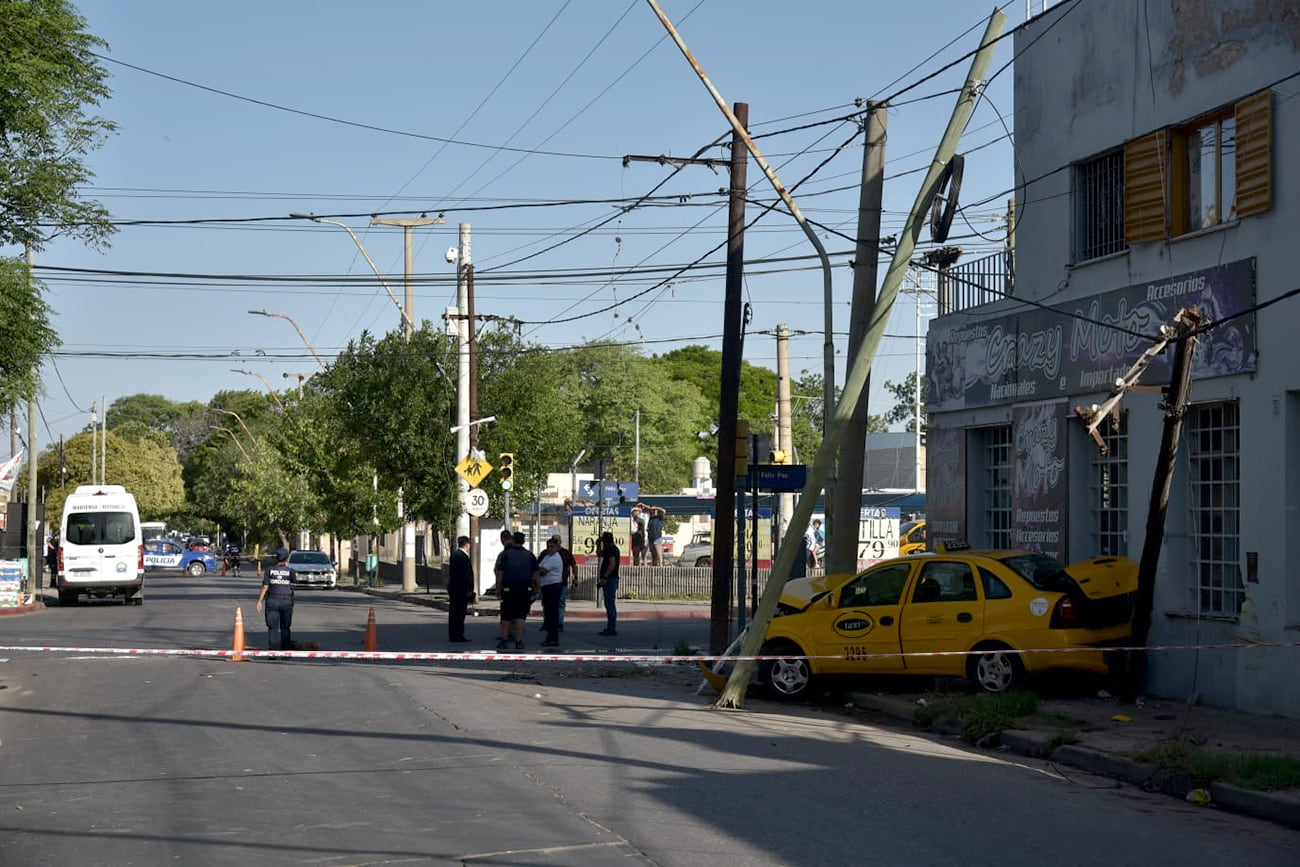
[913,689,1041,744]
[0,0,116,251]
[1136,740,1300,791]
[0,258,58,411]
[39,430,185,527]
[882,372,926,432]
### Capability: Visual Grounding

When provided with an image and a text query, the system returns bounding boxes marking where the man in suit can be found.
[447,536,474,642]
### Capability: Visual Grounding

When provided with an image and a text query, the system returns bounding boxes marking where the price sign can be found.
[857,506,901,567]
[465,488,490,517]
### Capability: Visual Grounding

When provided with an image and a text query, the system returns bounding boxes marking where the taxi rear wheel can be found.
[970,646,1024,694]
[759,640,813,701]
[186,561,207,577]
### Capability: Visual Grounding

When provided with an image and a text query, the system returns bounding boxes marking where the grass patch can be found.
[913,689,1040,744]
[673,638,692,656]
[1136,740,1300,791]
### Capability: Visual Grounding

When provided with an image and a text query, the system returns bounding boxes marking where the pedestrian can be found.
[645,504,666,566]
[597,530,620,636]
[447,535,474,642]
[629,506,647,565]
[536,538,566,647]
[494,531,538,650]
[256,547,295,651]
[806,519,825,568]
[552,534,578,630]
[45,534,59,582]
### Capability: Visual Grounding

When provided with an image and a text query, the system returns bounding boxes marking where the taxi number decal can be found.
[844,645,877,661]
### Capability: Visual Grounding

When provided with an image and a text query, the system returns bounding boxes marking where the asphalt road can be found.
[1,573,1297,865]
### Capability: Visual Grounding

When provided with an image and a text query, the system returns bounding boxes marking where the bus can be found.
[140,521,167,543]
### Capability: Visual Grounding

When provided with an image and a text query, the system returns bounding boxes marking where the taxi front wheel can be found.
[971,647,1024,694]
[759,640,813,701]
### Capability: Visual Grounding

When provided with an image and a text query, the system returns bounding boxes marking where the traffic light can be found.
[771,449,789,465]
[498,453,515,491]
[733,419,750,477]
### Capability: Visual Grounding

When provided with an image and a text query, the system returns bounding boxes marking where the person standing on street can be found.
[447,536,474,642]
[552,535,578,630]
[645,505,666,566]
[536,538,566,647]
[494,531,538,650]
[45,534,59,585]
[629,506,648,565]
[597,531,620,636]
[256,547,295,651]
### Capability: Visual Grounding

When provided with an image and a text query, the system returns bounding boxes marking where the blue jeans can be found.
[601,577,619,631]
[558,583,569,627]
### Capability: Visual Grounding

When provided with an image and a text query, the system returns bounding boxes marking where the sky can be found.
[18,0,1034,459]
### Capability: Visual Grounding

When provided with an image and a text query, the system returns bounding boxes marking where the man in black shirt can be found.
[494,531,538,650]
[447,536,474,642]
[256,547,295,651]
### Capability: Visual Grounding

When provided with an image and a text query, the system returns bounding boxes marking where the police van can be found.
[57,485,145,606]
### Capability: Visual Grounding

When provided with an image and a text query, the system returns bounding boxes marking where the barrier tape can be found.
[0,640,1297,664]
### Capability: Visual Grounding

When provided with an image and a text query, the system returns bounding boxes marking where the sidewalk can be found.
[844,688,1300,831]
[350,581,713,620]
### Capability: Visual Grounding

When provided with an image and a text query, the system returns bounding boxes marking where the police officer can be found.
[256,547,295,651]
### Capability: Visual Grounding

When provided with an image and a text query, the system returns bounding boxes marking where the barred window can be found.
[982,425,1013,549]
[1075,149,1125,261]
[1089,413,1128,556]
[1186,402,1242,615]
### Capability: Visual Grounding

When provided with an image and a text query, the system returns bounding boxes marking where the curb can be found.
[845,690,1300,831]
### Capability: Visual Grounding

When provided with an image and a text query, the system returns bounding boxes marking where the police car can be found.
[143,539,220,576]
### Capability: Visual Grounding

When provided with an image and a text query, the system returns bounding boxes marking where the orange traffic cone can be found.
[232,606,247,662]
[364,607,378,652]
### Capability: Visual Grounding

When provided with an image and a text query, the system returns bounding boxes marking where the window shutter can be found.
[1124,131,1168,244]
[1234,89,1272,218]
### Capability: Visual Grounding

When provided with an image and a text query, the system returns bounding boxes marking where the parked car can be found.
[676,532,712,567]
[287,550,337,588]
[187,535,212,552]
[757,543,1139,699]
[143,539,220,577]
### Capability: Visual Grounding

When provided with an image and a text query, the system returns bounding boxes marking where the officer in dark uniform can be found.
[256,547,295,651]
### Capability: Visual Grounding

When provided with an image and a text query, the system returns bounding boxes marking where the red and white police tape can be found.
[0,640,1297,663]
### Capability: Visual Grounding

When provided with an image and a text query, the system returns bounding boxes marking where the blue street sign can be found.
[753,464,807,491]
[578,480,639,502]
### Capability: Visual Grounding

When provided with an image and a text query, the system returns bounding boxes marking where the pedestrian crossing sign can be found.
[455,456,492,486]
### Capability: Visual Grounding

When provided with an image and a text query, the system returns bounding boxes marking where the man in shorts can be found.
[494,532,538,650]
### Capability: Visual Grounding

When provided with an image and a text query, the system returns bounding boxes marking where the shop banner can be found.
[926,259,1256,411]
[1012,402,1069,560]
[926,427,966,548]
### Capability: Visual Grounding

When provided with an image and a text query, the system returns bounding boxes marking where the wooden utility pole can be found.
[1124,306,1201,699]
[828,101,887,574]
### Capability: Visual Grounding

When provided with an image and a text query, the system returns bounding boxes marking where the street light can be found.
[210,408,256,445]
[283,370,316,398]
[449,415,495,434]
[289,213,417,337]
[248,309,326,370]
[230,368,287,413]
[209,426,251,462]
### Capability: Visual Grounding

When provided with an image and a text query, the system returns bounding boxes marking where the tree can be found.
[38,430,185,527]
[0,258,56,412]
[0,0,116,252]
[881,372,926,433]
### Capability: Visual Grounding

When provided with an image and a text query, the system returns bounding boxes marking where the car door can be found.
[898,559,985,675]
[810,561,914,675]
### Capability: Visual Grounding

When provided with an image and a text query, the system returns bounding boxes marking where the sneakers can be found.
[598,629,617,637]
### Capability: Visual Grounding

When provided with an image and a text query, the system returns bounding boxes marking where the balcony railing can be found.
[938,249,1013,316]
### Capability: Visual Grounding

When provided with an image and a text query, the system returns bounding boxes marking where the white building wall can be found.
[925,0,1300,716]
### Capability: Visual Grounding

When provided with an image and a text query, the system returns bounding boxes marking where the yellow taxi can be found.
[899,519,927,555]
[759,543,1138,699]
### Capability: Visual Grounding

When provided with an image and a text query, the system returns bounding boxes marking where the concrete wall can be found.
[925,0,1300,716]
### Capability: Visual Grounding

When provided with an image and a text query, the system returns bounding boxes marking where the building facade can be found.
[924,0,1298,716]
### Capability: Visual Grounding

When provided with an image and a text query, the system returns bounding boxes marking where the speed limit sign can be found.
[465,488,490,517]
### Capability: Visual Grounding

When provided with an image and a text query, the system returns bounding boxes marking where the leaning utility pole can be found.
[827,101,887,574]
[1127,307,1201,698]
[716,9,1007,708]
[775,324,794,539]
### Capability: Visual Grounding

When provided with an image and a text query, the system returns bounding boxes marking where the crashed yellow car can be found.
[760,544,1138,699]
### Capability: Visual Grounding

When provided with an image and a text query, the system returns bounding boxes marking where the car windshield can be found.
[290,552,331,566]
[901,520,920,535]
[996,553,1072,592]
[65,512,135,546]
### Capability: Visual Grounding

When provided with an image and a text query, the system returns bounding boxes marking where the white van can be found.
[57,485,145,606]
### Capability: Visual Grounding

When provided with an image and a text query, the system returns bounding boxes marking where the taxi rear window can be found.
[997,553,1072,592]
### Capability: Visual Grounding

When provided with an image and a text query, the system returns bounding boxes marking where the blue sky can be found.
[25,0,1029,454]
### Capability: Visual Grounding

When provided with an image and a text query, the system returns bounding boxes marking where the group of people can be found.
[628,503,666,566]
